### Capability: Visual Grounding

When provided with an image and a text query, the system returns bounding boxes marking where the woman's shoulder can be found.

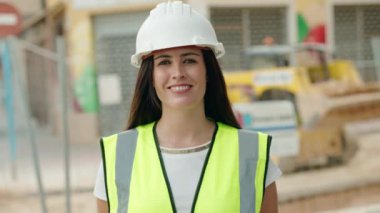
[103,121,157,138]
[217,122,271,138]
[101,126,140,140]
[216,122,239,130]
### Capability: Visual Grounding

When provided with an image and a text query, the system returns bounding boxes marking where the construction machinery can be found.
[224,44,380,172]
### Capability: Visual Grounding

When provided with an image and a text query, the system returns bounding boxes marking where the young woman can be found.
[94,1,281,213]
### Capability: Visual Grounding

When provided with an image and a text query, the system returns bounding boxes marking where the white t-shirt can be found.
[94,145,282,212]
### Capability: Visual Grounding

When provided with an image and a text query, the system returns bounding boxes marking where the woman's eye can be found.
[184,58,197,64]
[157,60,171,65]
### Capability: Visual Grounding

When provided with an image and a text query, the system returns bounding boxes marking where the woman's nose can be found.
[171,63,185,79]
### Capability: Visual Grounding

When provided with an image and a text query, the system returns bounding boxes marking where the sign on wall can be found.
[97,74,122,105]
[0,3,22,37]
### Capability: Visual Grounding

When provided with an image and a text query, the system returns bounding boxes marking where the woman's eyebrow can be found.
[181,52,201,57]
[154,54,171,60]
[154,52,200,60]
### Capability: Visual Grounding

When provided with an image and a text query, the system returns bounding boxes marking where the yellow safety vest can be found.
[101,122,271,213]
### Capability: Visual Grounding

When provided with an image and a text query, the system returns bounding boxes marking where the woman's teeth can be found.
[171,85,190,91]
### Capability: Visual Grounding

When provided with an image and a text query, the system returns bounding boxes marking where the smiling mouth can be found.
[168,85,192,92]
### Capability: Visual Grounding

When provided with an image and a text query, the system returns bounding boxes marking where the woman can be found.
[94,1,281,212]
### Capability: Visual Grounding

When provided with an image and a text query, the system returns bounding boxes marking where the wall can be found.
[2,0,41,19]
[66,6,98,113]
[296,0,326,43]
[65,0,160,114]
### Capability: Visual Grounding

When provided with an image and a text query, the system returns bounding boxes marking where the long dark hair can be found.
[127,48,240,129]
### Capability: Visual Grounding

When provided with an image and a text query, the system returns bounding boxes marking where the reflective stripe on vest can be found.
[101,122,271,213]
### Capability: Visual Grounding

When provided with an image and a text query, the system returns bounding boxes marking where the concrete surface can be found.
[321,203,380,213]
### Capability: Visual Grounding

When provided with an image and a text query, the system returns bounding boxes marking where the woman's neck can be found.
[156,108,215,149]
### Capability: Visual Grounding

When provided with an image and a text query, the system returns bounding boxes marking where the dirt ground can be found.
[279,184,380,213]
[0,191,96,213]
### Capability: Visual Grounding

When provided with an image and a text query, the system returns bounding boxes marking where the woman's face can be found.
[153,47,207,111]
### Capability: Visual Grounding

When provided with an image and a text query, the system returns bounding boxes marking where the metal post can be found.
[371,37,380,81]
[9,37,48,213]
[11,37,72,212]
[56,37,71,213]
[1,39,17,180]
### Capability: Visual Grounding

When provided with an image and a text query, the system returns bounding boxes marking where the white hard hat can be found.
[131,1,225,68]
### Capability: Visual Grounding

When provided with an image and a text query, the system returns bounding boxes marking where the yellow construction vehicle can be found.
[224,44,380,172]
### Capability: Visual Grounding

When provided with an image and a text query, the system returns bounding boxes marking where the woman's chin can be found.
[163,100,203,111]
